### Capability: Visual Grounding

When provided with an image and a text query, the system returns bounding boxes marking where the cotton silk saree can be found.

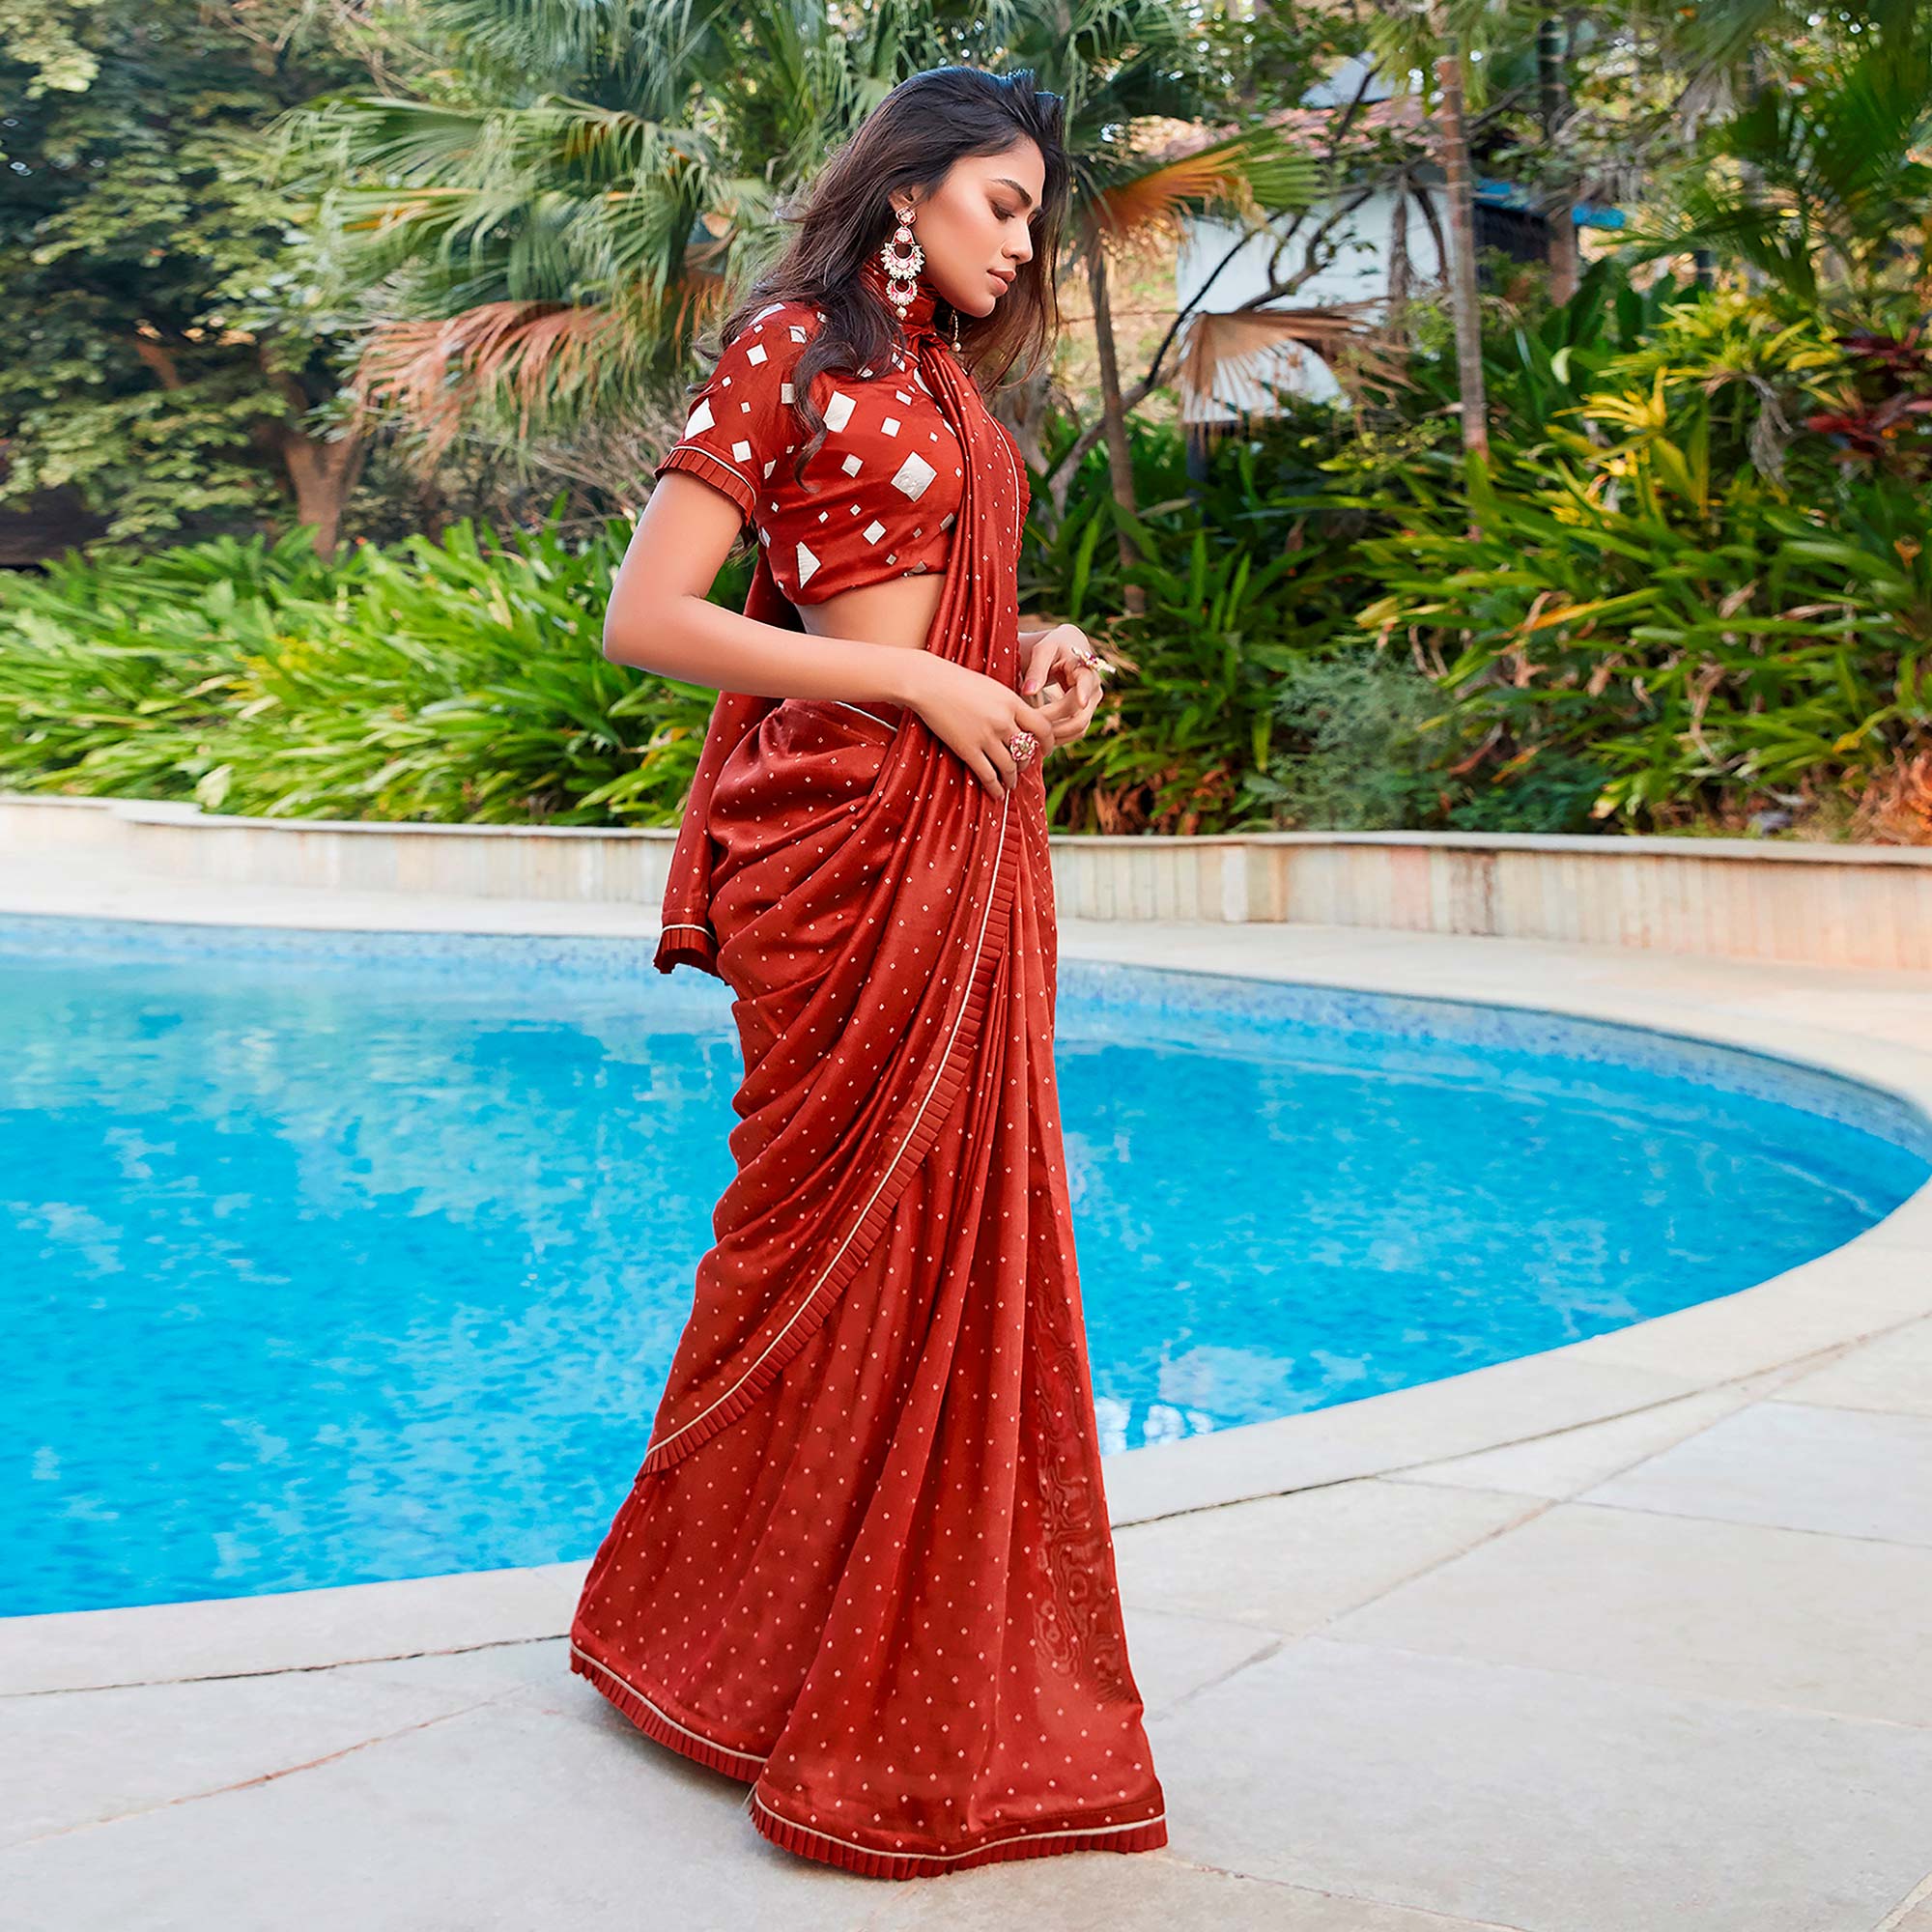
[568,296,1168,1879]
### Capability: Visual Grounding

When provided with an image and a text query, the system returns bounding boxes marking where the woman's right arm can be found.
[607,296,1053,794]
[602,472,929,712]
[603,481,1050,798]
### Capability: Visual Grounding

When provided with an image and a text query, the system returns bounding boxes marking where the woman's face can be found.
[900,139,1046,319]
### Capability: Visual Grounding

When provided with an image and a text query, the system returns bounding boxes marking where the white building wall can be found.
[1175,188,1447,419]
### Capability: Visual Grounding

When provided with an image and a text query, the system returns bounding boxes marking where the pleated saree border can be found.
[748,1790,1169,1881]
[635,780,1017,1478]
[654,921,722,980]
[568,1637,764,1781]
[569,1638,1168,1879]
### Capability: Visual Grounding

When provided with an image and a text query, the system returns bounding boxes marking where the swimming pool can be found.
[5,914,1927,1616]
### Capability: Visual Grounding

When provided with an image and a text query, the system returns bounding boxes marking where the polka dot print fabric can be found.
[571,276,1166,1878]
[652,260,972,605]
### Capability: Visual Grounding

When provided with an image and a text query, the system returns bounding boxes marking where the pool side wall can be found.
[5,792,1928,972]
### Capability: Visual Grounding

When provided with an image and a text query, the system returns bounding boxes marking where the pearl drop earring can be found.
[878,205,923,322]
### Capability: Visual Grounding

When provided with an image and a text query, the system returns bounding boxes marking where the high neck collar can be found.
[860,254,946,346]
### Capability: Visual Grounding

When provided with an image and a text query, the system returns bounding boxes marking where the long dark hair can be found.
[695,66,1068,497]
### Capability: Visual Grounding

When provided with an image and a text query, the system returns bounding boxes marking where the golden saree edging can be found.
[635,781,1014,1476]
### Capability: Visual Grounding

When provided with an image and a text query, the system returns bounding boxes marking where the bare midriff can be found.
[794,572,950,652]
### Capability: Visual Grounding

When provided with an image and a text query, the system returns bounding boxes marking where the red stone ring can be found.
[1009,730,1039,766]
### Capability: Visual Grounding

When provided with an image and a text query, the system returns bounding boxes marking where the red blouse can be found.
[652,263,970,605]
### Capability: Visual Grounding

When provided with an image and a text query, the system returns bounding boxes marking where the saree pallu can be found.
[569,329,1168,1878]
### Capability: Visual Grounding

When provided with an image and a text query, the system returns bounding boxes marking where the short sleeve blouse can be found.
[652,299,967,605]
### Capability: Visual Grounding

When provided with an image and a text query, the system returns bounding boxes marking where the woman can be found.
[570,66,1168,1880]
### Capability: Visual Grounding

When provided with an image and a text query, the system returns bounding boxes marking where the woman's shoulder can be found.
[717,297,825,365]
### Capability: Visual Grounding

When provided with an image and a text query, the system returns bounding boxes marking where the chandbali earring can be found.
[878,205,923,322]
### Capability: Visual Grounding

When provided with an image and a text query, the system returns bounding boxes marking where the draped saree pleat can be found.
[568,309,1168,1879]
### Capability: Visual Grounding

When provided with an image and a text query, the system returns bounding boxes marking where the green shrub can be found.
[1243,648,1455,831]
[0,516,730,825]
[1320,284,1932,831]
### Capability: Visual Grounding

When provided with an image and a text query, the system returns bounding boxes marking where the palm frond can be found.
[1176,302,1406,432]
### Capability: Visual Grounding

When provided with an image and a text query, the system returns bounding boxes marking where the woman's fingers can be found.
[963,688,1076,797]
[1046,691,1102,750]
[1021,628,1065,696]
[994,707,1054,782]
[968,749,1005,798]
[1022,622,1113,702]
[1032,687,1080,731]
[1035,668,1102,746]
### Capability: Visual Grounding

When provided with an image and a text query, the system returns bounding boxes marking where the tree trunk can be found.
[260,349,369,561]
[280,430,369,561]
[1386,182,1412,343]
[997,366,1053,471]
[253,412,368,562]
[1539,14,1578,305]
[1084,217,1146,617]
[1738,42,1769,295]
[1428,4,1491,469]
[1545,206,1579,307]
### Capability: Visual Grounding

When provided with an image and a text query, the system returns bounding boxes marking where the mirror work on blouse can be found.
[652,283,967,604]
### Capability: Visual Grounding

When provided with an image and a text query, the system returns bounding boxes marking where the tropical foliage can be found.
[2,0,1928,840]
[0,520,716,824]
[1347,292,1931,829]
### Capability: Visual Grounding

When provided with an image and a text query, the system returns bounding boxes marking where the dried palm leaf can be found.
[1174,301,1407,435]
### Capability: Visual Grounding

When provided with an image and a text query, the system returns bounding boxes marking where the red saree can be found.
[568,277,1168,1879]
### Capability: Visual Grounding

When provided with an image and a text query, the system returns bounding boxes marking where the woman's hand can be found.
[1019,622,1109,748]
[904,654,1058,801]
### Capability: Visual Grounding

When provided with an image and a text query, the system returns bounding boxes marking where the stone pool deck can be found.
[4,859,1932,1931]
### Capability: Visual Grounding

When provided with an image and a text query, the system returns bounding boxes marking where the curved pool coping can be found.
[3,893,1929,1698]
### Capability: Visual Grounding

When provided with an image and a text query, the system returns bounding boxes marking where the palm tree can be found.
[1538,12,1579,305]
[1356,0,1508,469]
[1626,0,1932,312]
[956,0,1321,610]
[274,0,1308,561]
[1052,120,1320,609]
[1424,1,1489,464]
[273,0,874,471]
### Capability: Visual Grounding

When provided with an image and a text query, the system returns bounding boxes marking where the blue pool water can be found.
[4,915,1927,1617]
